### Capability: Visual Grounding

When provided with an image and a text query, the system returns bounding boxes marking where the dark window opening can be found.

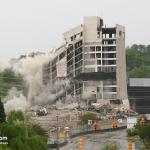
[75,61,82,68]
[97,60,101,65]
[103,87,116,92]
[102,47,116,51]
[98,67,102,72]
[59,51,66,60]
[102,67,116,72]
[75,40,82,49]
[75,68,82,76]
[67,52,73,61]
[96,53,101,58]
[75,47,82,55]
[75,54,82,62]
[119,31,122,37]
[71,36,73,41]
[96,46,101,51]
[109,60,116,65]
[67,45,73,54]
[108,53,116,58]
[67,59,73,67]
[90,54,95,58]
[90,46,95,52]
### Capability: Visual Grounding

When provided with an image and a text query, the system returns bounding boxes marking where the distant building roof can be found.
[129,78,150,87]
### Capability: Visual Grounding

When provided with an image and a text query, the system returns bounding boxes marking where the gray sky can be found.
[0,0,150,60]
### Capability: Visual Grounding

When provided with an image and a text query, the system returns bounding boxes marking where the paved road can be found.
[60,129,128,150]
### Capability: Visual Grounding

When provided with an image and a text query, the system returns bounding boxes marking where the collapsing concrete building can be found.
[42,16,129,108]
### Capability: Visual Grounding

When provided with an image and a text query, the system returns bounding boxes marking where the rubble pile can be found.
[25,100,137,138]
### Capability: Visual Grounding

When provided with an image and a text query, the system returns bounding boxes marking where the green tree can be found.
[135,121,150,149]
[0,97,6,123]
[128,66,150,78]
[31,124,48,137]
[0,145,12,150]
[7,110,25,124]
[0,111,48,150]
[80,113,97,125]
[0,68,27,98]
[126,45,150,78]
[102,142,119,150]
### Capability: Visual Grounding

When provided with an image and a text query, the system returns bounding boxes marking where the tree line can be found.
[0,68,27,98]
[126,44,150,78]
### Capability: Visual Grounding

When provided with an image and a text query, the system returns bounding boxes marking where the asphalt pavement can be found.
[60,129,128,150]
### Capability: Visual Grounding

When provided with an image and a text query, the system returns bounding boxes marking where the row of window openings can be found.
[102,34,116,39]
[68,64,82,70]
[75,55,82,62]
[97,87,116,92]
[59,51,66,60]
[67,46,74,54]
[67,51,82,62]
[103,47,116,51]
[51,45,115,68]
[67,41,82,54]
[67,47,82,58]
[86,60,116,65]
[90,46,101,51]
[83,80,116,87]
[98,67,116,72]
[67,52,117,62]
[89,53,116,58]
[71,33,83,41]
[67,58,115,66]
[75,40,82,49]
[67,67,82,76]
[67,55,82,65]
[52,51,70,66]
[67,60,82,69]
[89,46,116,52]
[103,41,116,45]
[83,81,116,86]
[84,67,116,73]
[75,48,82,55]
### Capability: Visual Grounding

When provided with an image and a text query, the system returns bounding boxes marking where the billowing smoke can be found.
[3,53,71,112]
[13,54,52,102]
[3,87,29,113]
[82,92,92,100]
[0,60,10,71]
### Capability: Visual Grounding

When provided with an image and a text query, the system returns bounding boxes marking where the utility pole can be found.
[56,115,59,150]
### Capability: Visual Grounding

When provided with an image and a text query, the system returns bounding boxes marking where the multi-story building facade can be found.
[128,78,150,114]
[43,16,129,107]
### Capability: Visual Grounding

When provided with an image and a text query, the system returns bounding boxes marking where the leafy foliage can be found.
[102,142,119,150]
[80,113,97,124]
[128,66,150,78]
[126,44,150,78]
[31,124,48,137]
[7,110,25,124]
[126,128,137,137]
[0,68,27,98]
[0,97,6,123]
[0,145,12,150]
[0,111,48,150]
[135,121,150,149]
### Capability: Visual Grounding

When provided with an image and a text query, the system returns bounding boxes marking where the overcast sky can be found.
[0,0,150,60]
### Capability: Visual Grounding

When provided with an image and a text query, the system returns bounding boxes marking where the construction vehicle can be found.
[36,107,48,116]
